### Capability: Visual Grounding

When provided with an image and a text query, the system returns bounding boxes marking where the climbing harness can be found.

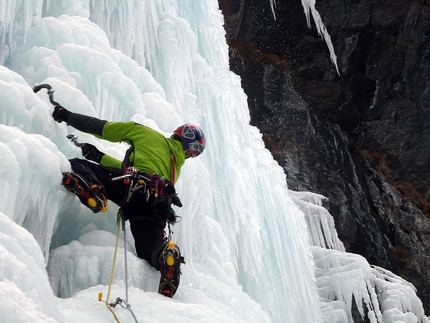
[111,167,152,206]
[111,166,181,210]
[98,210,139,323]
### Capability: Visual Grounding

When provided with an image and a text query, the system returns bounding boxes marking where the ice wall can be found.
[1,1,320,322]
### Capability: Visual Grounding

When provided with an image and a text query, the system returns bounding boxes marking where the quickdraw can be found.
[111,167,151,206]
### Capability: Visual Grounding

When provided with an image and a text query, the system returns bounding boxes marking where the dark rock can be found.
[218,0,430,316]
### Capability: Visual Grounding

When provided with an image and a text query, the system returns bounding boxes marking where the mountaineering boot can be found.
[158,240,184,298]
[62,172,108,213]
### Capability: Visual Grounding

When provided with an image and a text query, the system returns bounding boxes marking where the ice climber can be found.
[52,105,206,297]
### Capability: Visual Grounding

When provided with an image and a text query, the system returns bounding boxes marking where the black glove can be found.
[170,194,183,207]
[151,179,182,224]
[149,176,183,207]
[165,183,182,207]
[81,143,105,163]
[52,105,71,123]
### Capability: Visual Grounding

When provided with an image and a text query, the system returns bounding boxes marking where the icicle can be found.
[269,0,277,20]
[301,0,339,74]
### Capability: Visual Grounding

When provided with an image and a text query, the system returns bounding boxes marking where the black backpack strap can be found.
[122,140,135,170]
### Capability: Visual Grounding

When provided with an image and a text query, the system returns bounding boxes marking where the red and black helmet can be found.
[173,124,206,157]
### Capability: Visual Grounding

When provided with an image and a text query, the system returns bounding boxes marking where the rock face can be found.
[218,0,430,316]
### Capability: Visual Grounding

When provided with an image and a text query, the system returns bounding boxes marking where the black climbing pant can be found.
[69,158,167,270]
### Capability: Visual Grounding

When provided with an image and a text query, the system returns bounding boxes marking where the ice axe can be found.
[32,84,61,107]
[66,134,84,147]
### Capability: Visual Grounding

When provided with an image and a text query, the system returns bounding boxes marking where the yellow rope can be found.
[103,210,123,323]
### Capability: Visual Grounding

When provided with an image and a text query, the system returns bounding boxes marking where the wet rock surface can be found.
[218,0,430,315]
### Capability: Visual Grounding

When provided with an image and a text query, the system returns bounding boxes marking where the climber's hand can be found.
[81,143,105,163]
[52,106,71,123]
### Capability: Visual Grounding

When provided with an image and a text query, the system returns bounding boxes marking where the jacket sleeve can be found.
[67,113,107,137]
[100,154,123,169]
[101,121,137,142]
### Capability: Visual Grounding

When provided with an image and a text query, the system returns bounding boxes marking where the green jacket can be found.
[68,113,185,184]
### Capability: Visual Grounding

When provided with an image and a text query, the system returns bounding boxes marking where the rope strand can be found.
[100,209,139,323]
[104,212,122,322]
[122,216,139,322]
